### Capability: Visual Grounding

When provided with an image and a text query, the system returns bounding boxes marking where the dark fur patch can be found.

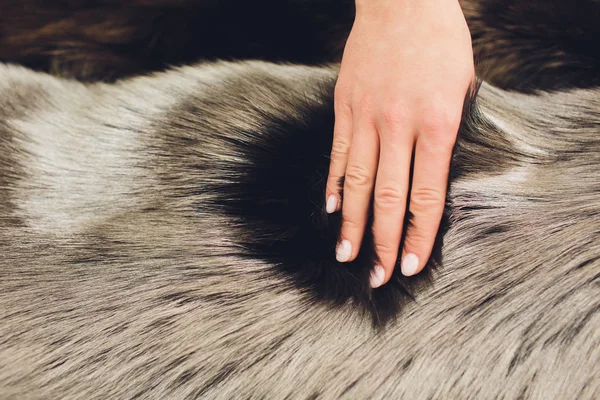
[463,0,600,91]
[208,92,432,326]
[179,82,480,326]
[2,0,600,93]
[0,0,354,81]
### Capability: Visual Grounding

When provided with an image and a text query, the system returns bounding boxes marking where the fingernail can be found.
[370,265,385,288]
[401,253,420,276]
[326,195,338,214]
[336,240,352,262]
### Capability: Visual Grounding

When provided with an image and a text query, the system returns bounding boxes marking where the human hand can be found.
[326,0,474,287]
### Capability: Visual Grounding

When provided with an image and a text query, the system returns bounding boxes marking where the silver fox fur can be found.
[0,61,599,399]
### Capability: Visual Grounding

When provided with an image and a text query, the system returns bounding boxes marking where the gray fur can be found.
[0,61,599,399]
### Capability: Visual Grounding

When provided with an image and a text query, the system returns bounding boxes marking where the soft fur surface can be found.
[1,0,600,398]
[461,0,600,91]
[1,60,599,398]
[1,0,600,92]
[0,0,354,81]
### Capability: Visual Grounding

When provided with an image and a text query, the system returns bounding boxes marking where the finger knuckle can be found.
[326,182,341,195]
[354,95,375,117]
[334,99,352,118]
[330,138,351,161]
[420,105,460,143]
[374,185,405,210]
[381,105,406,129]
[334,92,352,115]
[334,74,351,95]
[344,164,372,189]
[334,81,351,99]
[375,241,400,258]
[341,217,362,233]
[404,229,430,250]
[409,186,445,214]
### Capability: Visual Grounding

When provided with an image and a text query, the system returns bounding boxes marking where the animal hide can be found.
[0,0,599,398]
[1,0,599,91]
[0,59,599,398]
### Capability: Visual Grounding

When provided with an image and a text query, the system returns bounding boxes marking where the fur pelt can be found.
[0,60,599,398]
[1,0,600,398]
[1,0,600,91]
[0,0,354,81]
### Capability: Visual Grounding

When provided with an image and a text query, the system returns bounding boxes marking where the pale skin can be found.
[326,0,474,287]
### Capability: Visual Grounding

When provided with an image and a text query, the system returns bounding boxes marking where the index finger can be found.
[325,99,353,214]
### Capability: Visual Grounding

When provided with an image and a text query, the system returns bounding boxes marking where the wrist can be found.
[355,0,399,17]
[355,0,459,19]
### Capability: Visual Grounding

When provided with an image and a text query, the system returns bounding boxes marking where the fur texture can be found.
[0,60,599,398]
[1,0,600,91]
[1,0,600,398]
[461,0,600,91]
[0,0,354,81]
